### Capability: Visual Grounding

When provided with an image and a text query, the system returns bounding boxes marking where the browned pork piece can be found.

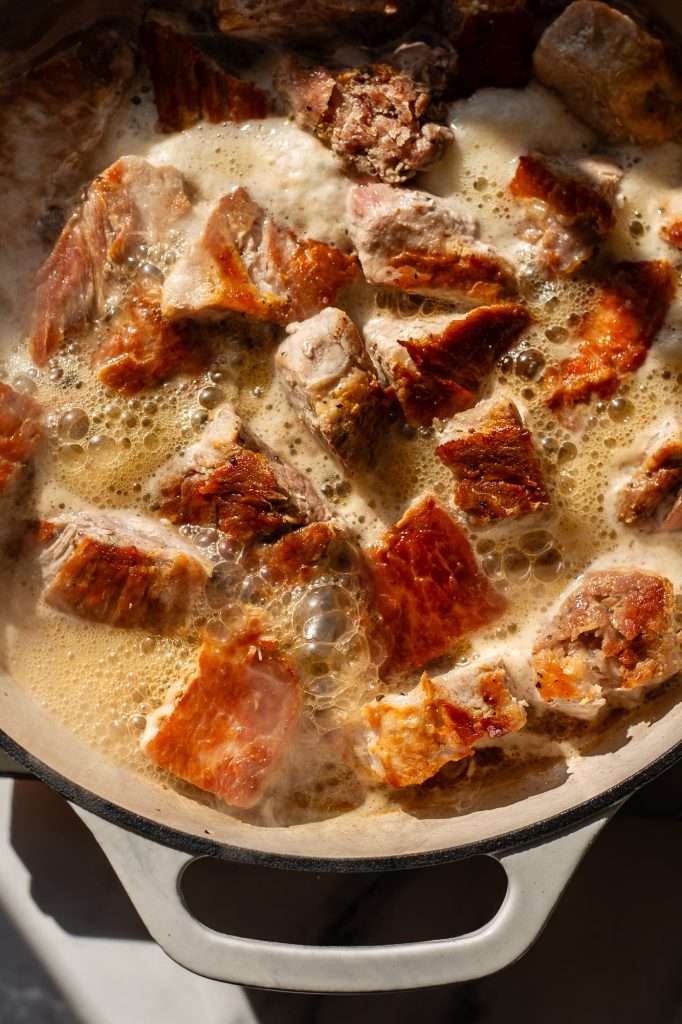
[151,405,330,545]
[162,187,357,324]
[0,383,42,496]
[28,156,193,380]
[274,55,452,185]
[369,495,506,675]
[617,419,682,532]
[509,152,621,275]
[532,569,681,719]
[533,1,682,145]
[356,661,526,787]
[142,619,302,807]
[362,304,530,427]
[0,26,133,306]
[141,10,269,132]
[439,0,534,95]
[37,510,210,634]
[347,183,516,302]
[276,309,385,465]
[215,0,418,43]
[545,260,674,420]
[437,399,550,523]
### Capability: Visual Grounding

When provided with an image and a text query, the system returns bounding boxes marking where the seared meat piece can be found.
[142,620,301,807]
[257,521,349,587]
[0,384,42,494]
[387,41,457,97]
[533,569,681,718]
[276,309,385,465]
[29,156,192,367]
[533,1,682,144]
[162,188,357,324]
[660,220,682,250]
[151,405,330,545]
[141,11,269,133]
[545,261,674,419]
[216,0,418,43]
[362,304,530,427]
[357,661,526,787]
[37,511,209,634]
[617,419,682,532]
[440,0,534,95]
[347,183,516,303]
[509,152,621,275]
[369,495,506,675]
[274,56,452,185]
[0,27,133,304]
[437,399,550,523]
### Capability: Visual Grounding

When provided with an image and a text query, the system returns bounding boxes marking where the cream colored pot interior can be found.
[2,0,682,863]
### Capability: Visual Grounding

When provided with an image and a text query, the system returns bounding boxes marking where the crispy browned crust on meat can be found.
[257,521,344,586]
[388,303,530,427]
[545,261,674,415]
[0,383,42,493]
[141,12,269,132]
[440,0,534,96]
[387,247,515,303]
[660,220,682,250]
[199,189,357,324]
[144,621,302,807]
[369,496,506,674]
[157,447,312,544]
[437,401,550,523]
[40,526,206,633]
[533,570,679,701]
[274,56,451,185]
[93,287,206,394]
[533,1,682,144]
[510,154,615,237]
[363,667,525,788]
[617,435,682,527]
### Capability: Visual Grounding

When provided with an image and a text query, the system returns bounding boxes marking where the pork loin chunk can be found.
[162,188,357,324]
[357,661,526,788]
[509,152,621,275]
[274,55,451,185]
[362,304,529,427]
[0,384,42,495]
[347,183,516,302]
[142,621,301,807]
[617,419,682,532]
[29,156,192,367]
[369,495,506,675]
[533,1,682,144]
[276,309,384,465]
[533,569,681,719]
[545,260,674,421]
[437,399,550,524]
[151,405,330,545]
[141,10,269,132]
[37,510,209,634]
[216,0,417,42]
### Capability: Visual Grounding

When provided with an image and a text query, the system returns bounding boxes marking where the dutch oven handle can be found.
[72,805,615,992]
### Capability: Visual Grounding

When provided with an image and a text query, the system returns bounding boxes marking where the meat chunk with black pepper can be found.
[276,309,385,466]
[362,304,530,427]
[150,405,330,545]
[142,619,302,807]
[356,660,526,787]
[37,510,210,634]
[509,152,621,275]
[533,1,682,144]
[162,187,357,325]
[532,569,682,719]
[274,56,452,185]
[617,419,682,532]
[437,399,550,524]
[369,495,506,675]
[347,183,516,302]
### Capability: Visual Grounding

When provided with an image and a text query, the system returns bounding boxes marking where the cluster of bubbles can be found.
[477,529,564,589]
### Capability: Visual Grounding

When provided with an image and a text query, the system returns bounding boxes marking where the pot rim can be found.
[2,726,681,873]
